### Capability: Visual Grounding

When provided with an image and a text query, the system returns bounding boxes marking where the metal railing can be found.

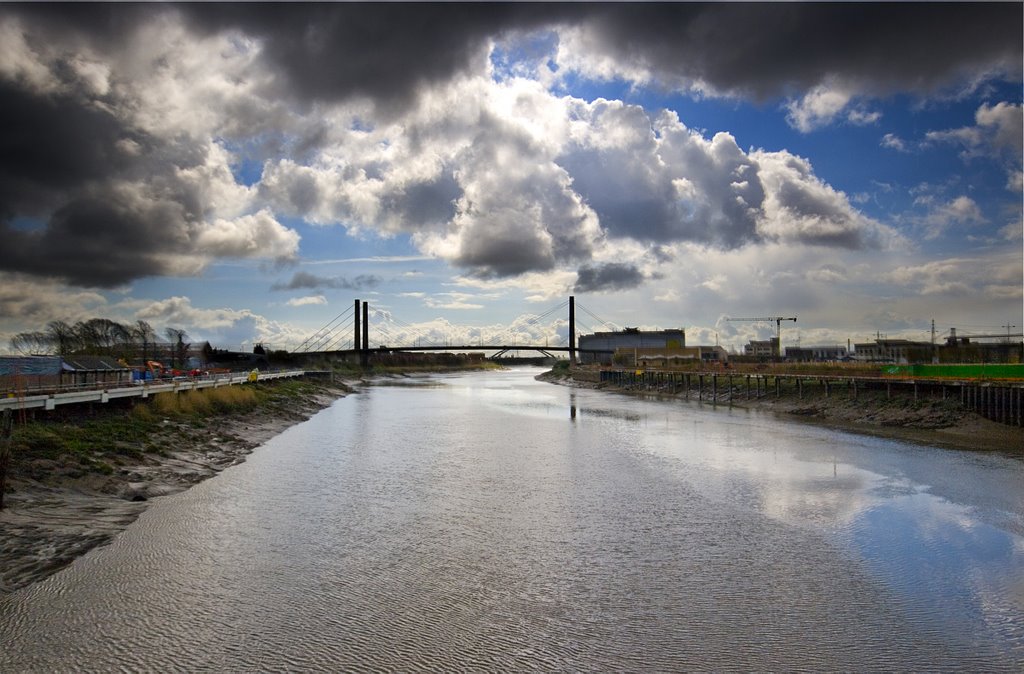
[0,369,310,412]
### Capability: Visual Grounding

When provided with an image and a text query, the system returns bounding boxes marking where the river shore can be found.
[537,369,1023,454]
[0,377,355,594]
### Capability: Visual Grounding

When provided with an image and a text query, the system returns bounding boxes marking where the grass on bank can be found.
[6,379,325,481]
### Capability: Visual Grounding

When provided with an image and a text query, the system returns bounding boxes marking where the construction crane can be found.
[726,316,797,358]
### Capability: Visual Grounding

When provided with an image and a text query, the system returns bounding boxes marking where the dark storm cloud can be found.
[574,3,1022,98]
[9,3,1021,114]
[176,3,566,115]
[271,271,382,291]
[0,80,139,219]
[379,174,461,227]
[574,263,647,293]
[1,3,1019,289]
[0,75,213,286]
[176,3,1022,108]
[0,192,192,287]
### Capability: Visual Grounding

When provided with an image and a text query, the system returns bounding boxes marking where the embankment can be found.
[537,368,1023,454]
[0,376,352,594]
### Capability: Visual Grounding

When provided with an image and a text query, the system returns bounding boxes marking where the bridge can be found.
[293,296,617,362]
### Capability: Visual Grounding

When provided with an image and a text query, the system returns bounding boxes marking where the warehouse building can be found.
[578,328,686,365]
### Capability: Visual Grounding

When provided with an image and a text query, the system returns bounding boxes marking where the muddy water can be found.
[1,368,1022,670]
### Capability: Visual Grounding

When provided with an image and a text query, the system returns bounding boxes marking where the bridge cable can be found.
[575,302,620,332]
[295,304,355,353]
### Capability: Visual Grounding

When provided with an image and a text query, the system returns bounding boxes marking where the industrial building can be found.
[578,328,686,365]
[853,333,1022,364]
[615,345,729,368]
[743,339,778,359]
[785,345,849,362]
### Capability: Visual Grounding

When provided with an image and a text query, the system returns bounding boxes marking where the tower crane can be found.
[726,316,797,358]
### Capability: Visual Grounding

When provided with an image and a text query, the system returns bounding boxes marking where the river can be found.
[1,368,1022,670]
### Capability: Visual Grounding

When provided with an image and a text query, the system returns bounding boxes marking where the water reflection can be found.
[0,368,1021,671]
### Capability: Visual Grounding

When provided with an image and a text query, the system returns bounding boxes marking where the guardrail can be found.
[0,370,309,412]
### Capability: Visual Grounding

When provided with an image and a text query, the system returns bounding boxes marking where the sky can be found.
[1,2,1021,354]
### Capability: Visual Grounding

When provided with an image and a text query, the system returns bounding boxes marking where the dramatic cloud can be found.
[926,102,1024,166]
[175,3,562,116]
[0,4,1019,352]
[0,274,108,348]
[270,271,382,292]
[575,263,648,293]
[753,150,902,249]
[1,4,1017,288]
[556,3,1021,101]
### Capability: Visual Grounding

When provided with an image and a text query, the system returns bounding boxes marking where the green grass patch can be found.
[9,378,332,478]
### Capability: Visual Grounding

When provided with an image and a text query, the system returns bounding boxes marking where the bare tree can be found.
[76,318,130,356]
[165,328,190,369]
[9,331,52,355]
[132,320,156,363]
[45,321,77,357]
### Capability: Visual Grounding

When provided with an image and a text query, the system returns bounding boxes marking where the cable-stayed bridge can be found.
[293,296,617,361]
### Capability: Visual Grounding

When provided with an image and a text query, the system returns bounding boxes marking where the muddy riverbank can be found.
[0,377,354,594]
[537,369,1023,454]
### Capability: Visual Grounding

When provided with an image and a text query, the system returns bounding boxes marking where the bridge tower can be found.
[569,295,576,365]
[362,300,369,365]
[354,299,361,351]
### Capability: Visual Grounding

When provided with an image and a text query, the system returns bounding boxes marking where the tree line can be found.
[9,319,193,368]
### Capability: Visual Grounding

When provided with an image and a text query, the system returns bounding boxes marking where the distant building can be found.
[744,338,778,359]
[616,345,728,368]
[578,328,686,365]
[0,355,131,392]
[785,345,849,362]
[853,339,932,363]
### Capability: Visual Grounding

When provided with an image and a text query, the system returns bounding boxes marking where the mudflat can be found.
[0,382,352,594]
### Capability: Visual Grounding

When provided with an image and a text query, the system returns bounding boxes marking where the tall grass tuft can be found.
[207,386,258,412]
[183,390,212,415]
[151,392,180,416]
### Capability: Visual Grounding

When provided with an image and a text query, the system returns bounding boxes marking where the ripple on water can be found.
[1,371,1022,671]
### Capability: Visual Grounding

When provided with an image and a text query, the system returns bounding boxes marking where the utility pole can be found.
[931,319,938,364]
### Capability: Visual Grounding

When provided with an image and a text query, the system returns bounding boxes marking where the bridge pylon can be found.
[569,295,576,365]
[361,300,369,366]
[354,299,361,351]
